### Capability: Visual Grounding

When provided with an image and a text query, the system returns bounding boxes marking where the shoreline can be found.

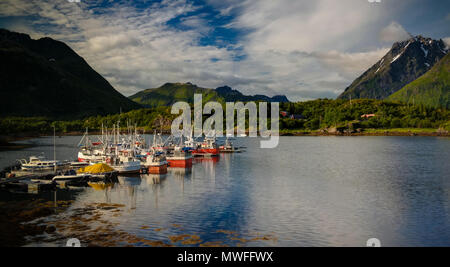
[1,128,449,149]
[279,131,450,137]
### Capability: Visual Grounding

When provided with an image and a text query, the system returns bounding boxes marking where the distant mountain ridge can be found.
[129,83,289,107]
[339,36,448,100]
[0,29,141,118]
[215,86,289,103]
[388,53,449,109]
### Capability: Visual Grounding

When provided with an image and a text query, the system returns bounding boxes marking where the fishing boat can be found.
[192,136,219,157]
[144,151,168,174]
[18,155,67,172]
[167,146,193,168]
[106,155,142,174]
[77,148,104,163]
[77,163,118,180]
[70,161,90,169]
[53,170,90,182]
[219,138,242,153]
[77,128,105,163]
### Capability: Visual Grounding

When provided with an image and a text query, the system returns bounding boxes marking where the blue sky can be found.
[0,0,449,100]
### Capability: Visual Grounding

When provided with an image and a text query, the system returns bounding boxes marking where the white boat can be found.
[219,138,242,153]
[144,151,168,174]
[19,156,67,172]
[77,148,104,163]
[107,155,141,174]
[52,170,90,182]
[77,128,104,163]
[70,161,90,169]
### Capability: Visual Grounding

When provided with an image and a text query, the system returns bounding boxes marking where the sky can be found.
[0,0,449,101]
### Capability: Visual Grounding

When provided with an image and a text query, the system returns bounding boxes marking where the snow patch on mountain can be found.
[420,45,429,57]
[391,53,403,63]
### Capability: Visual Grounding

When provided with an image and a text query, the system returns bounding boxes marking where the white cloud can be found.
[88,34,142,52]
[379,21,412,43]
[311,49,390,79]
[0,0,429,101]
[223,0,392,99]
[443,37,450,50]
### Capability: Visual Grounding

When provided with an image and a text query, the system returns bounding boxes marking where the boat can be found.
[219,138,242,153]
[70,161,90,169]
[53,170,90,182]
[77,128,105,163]
[77,148,104,163]
[167,146,193,168]
[192,136,219,157]
[77,163,118,180]
[106,155,142,174]
[18,155,68,172]
[144,151,168,174]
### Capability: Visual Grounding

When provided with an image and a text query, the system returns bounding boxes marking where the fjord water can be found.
[1,136,449,246]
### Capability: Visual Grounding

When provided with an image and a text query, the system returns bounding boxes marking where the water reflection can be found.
[1,136,449,246]
[142,174,167,185]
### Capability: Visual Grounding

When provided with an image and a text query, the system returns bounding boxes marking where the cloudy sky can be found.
[0,0,449,101]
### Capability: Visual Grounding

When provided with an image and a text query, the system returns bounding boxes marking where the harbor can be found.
[1,123,243,190]
[0,135,448,247]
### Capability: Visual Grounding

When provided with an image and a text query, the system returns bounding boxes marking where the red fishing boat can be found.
[167,146,193,168]
[144,151,168,174]
[192,137,219,156]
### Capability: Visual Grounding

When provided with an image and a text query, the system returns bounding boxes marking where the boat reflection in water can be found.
[167,167,192,180]
[142,174,167,185]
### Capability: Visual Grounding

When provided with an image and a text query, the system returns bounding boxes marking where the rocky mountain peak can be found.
[338,35,447,100]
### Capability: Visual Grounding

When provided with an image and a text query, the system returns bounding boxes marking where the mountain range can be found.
[339,36,448,107]
[0,29,289,118]
[0,29,141,118]
[129,83,289,107]
[0,28,448,121]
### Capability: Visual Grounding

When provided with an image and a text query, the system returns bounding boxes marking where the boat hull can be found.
[114,168,141,174]
[52,174,89,182]
[192,148,219,156]
[148,164,168,174]
[167,157,193,168]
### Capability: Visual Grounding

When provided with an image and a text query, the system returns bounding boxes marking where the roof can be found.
[361,114,376,118]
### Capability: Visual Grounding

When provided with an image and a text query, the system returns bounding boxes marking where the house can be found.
[280,111,304,120]
[280,111,289,117]
[361,114,376,119]
[290,114,305,120]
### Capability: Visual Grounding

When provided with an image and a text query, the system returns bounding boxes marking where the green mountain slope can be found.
[129,83,224,107]
[388,53,450,109]
[0,29,141,119]
[129,83,290,107]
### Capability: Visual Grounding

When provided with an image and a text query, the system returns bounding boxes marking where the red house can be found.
[280,111,289,117]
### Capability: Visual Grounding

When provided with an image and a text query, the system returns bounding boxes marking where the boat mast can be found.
[53,125,57,173]
[85,127,89,148]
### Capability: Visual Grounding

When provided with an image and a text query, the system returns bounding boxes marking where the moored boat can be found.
[219,138,242,153]
[77,148,104,163]
[106,155,142,174]
[77,163,118,180]
[144,151,168,174]
[192,136,219,157]
[167,146,193,168]
[19,155,68,172]
[53,170,90,182]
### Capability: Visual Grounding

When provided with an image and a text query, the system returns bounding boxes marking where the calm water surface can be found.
[1,136,449,246]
